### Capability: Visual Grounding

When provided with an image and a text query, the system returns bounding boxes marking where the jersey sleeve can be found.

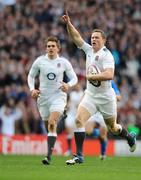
[103,51,115,69]
[79,42,92,54]
[27,59,40,91]
[64,60,78,87]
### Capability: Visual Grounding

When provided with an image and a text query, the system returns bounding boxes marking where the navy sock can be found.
[100,138,107,156]
[74,132,85,157]
[47,136,56,161]
[67,138,72,152]
[119,128,132,140]
[92,128,100,137]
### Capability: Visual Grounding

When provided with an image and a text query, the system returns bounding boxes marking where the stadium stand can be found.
[0,0,141,137]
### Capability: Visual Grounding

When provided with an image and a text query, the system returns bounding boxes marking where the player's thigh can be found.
[85,120,94,134]
[104,116,117,129]
[76,105,91,125]
[49,111,62,123]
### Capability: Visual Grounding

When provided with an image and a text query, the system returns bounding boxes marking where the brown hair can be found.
[92,29,107,39]
[44,36,61,50]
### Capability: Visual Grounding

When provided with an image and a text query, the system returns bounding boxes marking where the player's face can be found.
[91,32,106,52]
[46,41,59,59]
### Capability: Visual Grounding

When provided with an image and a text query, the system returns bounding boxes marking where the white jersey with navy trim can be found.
[28,54,78,96]
[80,42,115,96]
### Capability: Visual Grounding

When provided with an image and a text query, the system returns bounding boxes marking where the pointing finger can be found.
[65,9,68,16]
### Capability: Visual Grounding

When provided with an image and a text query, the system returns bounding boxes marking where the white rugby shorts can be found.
[79,92,117,119]
[37,92,67,121]
[88,111,107,128]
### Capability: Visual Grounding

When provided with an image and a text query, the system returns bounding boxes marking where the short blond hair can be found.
[92,29,107,39]
[44,36,61,49]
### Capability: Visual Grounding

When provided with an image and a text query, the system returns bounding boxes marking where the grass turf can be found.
[0,155,141,180]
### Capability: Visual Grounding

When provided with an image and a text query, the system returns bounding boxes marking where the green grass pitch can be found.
[0,155,141,180]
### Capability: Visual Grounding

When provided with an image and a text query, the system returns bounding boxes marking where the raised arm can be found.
[62,11,84,47]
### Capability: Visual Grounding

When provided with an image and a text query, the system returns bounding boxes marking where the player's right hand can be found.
[62,10,70,24]
[31,89,40,99]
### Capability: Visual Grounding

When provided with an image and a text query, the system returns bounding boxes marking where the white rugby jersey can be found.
[80,42,115,96]
[27,54,78,95]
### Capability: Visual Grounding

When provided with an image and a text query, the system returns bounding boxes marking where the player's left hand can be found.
[59,82,70,92]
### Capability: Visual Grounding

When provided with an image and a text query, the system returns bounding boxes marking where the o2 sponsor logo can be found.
[47,73,56,80]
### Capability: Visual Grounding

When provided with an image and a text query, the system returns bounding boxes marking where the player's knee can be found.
[48,119,56,131]
[85,128,92,135]
[100,130,107,140]
[75,115,83,128]
[75,119,82,127]
[108,124,122,135]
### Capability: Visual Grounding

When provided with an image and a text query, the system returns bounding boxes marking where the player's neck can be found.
[47,54,59,60]
[93,45,105,53]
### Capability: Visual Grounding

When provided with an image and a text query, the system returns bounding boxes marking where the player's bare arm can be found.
[87,68,114,81]
[62,11,84,47]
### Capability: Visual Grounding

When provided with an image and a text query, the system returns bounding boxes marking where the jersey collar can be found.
[45,54,59,60]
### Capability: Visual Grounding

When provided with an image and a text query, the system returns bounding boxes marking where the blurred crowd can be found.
[0,0,141,137]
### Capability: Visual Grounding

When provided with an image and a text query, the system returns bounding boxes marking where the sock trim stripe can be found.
[48,132,57,137]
